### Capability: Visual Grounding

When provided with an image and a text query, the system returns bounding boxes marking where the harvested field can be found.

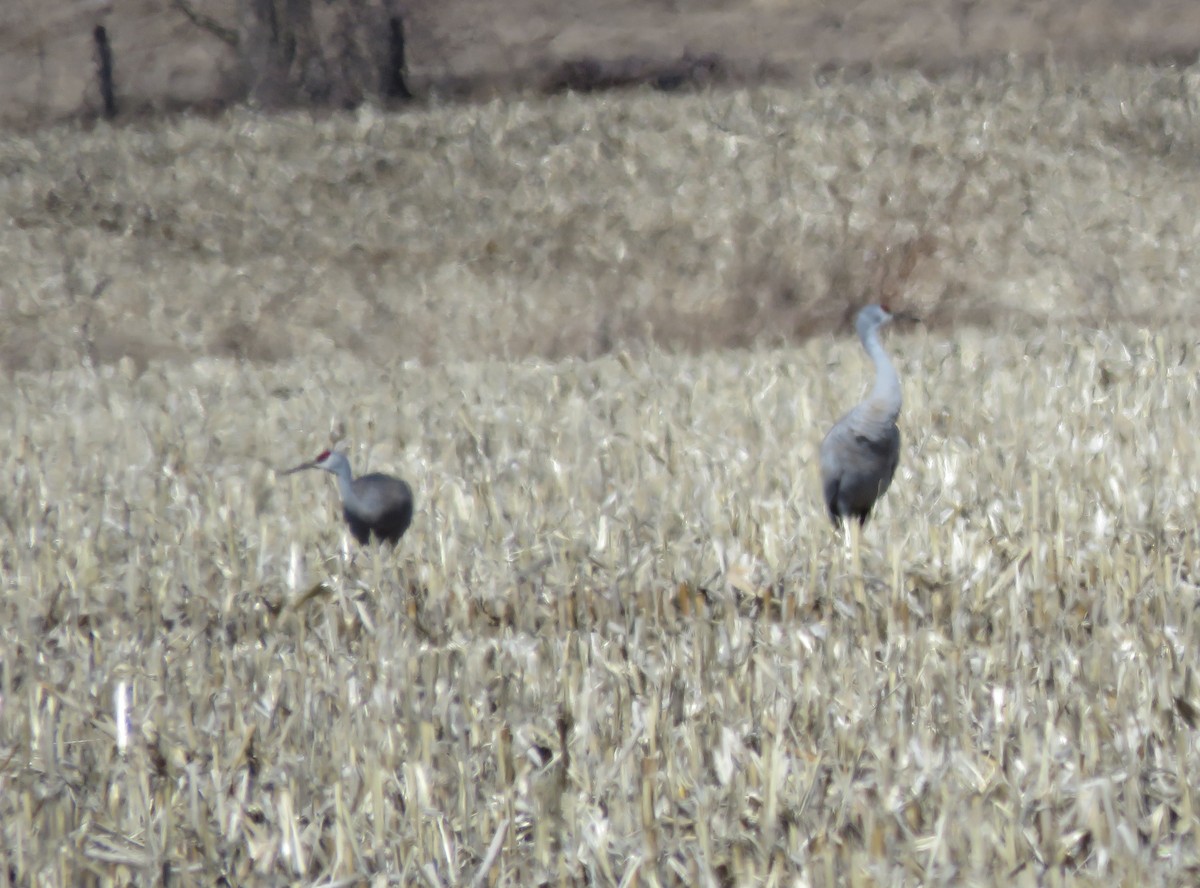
[4,59,1200,884]
[5,325,1200,883]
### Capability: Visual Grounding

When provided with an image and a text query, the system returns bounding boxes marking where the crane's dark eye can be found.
[880,303,892,313]
[317,449,332,461]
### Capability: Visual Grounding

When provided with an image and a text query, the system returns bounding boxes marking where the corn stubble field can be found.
[5,58,1200,885]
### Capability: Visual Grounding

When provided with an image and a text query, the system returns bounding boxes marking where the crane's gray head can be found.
[281,449,350,476]
[855,303,919,339]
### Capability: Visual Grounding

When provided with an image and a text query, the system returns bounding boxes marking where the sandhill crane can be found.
[282,449,414,545]
[819,304,919,528]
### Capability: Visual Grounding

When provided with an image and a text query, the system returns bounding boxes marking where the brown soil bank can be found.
[5,0,1200,126]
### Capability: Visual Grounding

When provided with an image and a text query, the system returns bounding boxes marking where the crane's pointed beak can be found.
[893,310,922,324]
[279,461,317,476]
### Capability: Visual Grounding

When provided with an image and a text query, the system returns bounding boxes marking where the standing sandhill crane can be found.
[819,304,919,527]
[282,449,414,545]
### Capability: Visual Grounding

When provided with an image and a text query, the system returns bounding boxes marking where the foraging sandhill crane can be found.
[282,449,414,545]
[819,304,919,527]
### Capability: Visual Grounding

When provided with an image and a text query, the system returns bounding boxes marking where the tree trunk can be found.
[241,0,331,106]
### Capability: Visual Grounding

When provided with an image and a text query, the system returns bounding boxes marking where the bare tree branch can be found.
[171,0,239,47]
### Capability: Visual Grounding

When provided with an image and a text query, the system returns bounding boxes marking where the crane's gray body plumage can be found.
[284,450,414,545]
[820,305,904,527]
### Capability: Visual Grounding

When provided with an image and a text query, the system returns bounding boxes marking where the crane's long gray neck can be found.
[861,326,902,420]
[326,458,358,506]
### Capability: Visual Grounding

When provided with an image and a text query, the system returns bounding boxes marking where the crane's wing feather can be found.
[819,410,900,525]
[855,431,896,457]
[343,512,373,545]
[822,474,843,527]
[349,474,415,544]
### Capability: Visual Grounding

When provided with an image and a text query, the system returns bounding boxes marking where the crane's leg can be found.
[836,518,880,648]
[848,519,865,609]
[371,542,387,594]
[352,539,385,598]
[889,533,906,637]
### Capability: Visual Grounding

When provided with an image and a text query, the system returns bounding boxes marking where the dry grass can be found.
[5,58,1200,373]
[5,57,1200,885]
